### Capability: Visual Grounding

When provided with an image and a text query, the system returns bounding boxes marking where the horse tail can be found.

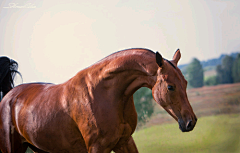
[0,56,22,101]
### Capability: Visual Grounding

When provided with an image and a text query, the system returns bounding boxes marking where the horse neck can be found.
[70,51,158,101]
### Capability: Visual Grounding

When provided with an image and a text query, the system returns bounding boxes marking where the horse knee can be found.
[88,143,112,153]
[113,137,138,153]
[87,136,119,153]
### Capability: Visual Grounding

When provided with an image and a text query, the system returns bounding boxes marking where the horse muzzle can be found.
[178,117,197,132]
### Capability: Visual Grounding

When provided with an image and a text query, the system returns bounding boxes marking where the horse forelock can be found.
[164,59,176,69]
[163,59,185,81]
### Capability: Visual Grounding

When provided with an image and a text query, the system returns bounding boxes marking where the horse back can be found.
[0,82,59,127]
[0,83,55,108]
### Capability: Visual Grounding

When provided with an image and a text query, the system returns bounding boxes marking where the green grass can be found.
[133,114,240,153]
[26,148,33,153]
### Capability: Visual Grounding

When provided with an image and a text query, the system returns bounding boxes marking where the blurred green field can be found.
[133,114,240,153]
[133,83,240,153]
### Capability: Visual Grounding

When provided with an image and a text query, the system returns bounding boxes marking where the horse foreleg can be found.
[113,136,138,153]
[11,126,29,153]
[88,143,112,153]
[0,126,28,153]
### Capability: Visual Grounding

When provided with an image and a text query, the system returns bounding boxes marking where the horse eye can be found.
[168,85,174,91]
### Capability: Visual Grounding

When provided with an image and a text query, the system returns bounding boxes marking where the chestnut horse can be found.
[0,48,197,153]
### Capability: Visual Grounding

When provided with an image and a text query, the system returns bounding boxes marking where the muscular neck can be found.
[69,49,158,102]
[96,54,158,100]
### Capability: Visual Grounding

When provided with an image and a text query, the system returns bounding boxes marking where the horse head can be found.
[152,49,197,132]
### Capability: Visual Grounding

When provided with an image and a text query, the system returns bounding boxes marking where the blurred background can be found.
[1,0,240,152]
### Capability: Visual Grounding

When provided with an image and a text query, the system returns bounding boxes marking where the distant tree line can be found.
[186,53,240,88]
[232,54,240,82]
[217,54,240,84]
[186,58,204,88]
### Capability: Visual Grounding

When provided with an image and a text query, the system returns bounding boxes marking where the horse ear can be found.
[172,49,181,65]
[156,52,164,67]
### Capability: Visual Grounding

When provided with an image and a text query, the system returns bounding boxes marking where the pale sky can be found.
[1,0,240,84]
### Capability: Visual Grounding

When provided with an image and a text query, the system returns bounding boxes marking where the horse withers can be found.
[0,48,197,153]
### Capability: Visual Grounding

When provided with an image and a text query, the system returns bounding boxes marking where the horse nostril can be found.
[186,120,192,130]
[195,117,198,122]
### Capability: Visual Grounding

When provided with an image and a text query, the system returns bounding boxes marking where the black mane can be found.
[0,56,21,100]
[164,58,176,69]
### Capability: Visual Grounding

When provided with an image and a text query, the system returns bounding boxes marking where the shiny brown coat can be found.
[0,48,197,153]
